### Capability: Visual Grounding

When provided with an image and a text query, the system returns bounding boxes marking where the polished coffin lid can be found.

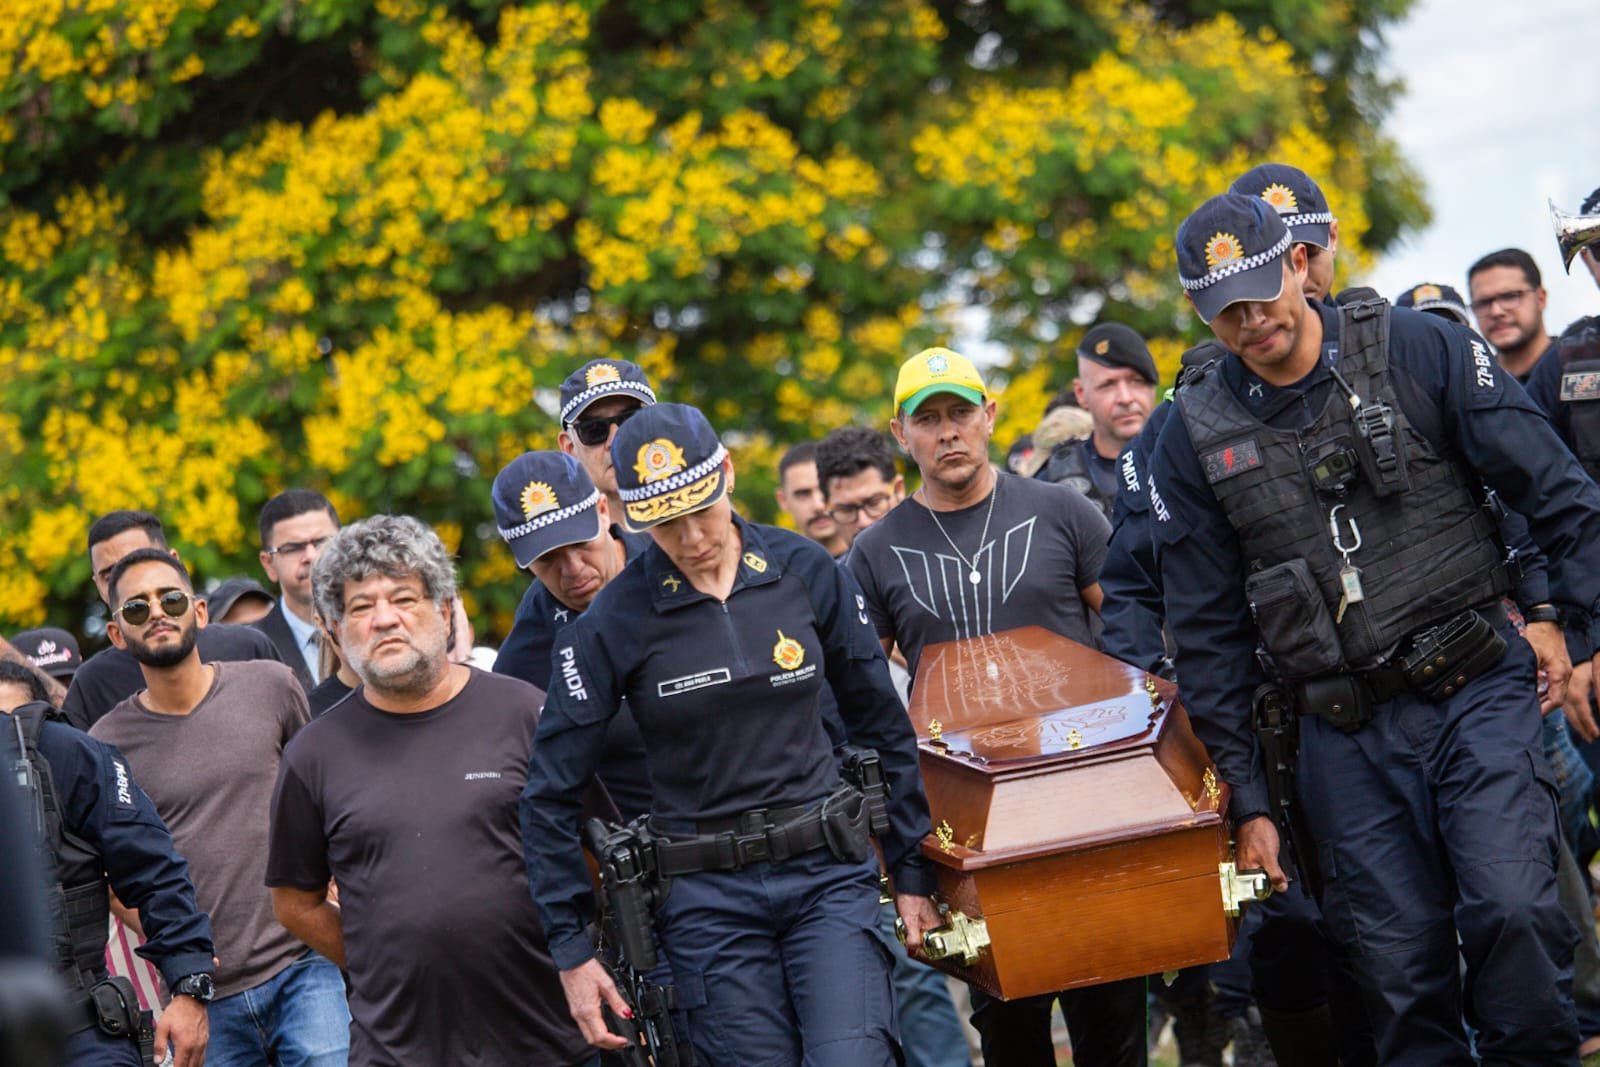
[909,626,1225,869]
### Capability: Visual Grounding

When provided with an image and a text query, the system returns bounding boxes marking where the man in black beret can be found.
[1035,322,1157,518]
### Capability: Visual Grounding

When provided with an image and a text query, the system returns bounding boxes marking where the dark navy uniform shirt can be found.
[494,526,655,820]
[521,516,935,970]
[1150,302,1600,823]
[1100,401,1174,674]
[29,717,215,984]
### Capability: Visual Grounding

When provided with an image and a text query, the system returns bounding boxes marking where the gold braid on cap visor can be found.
[620,444,728,525]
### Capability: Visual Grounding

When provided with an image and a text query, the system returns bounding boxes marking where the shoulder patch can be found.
[1560,371,1600,403]
[1119,450,1142,495]
[1200,438,1262,483]
[1469,338,1497,392]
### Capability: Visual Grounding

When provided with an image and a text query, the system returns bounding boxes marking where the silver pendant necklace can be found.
[924,470,999,586]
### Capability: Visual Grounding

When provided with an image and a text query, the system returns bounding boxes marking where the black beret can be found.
[1076,322,1158,384]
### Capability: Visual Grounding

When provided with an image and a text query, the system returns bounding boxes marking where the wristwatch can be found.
[1524,604,1562,626]
[171,973,215,1004]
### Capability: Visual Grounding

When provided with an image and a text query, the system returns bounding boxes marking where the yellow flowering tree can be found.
[0,0,1421,638]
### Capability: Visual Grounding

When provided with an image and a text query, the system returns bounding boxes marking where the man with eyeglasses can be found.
[92,547,350,1066]
[1467,248,1552,381]
[64,511,283,731]
[254,490,342,690]
[816,426,906,552]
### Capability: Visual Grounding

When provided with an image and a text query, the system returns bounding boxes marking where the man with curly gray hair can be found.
[268,514,594,1065]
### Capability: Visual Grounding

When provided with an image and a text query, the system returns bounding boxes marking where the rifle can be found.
[583,818,695,1067]
[1251,683,1323,900]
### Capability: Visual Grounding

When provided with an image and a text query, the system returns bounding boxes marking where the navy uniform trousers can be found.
[1296,623,1578,1065]
[656,845,900,1067]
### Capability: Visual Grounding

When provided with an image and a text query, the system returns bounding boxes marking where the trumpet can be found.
[1551,199,1600,273]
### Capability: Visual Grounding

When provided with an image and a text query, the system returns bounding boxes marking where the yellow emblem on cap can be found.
[1094,339,1110,356]
[519,481,559,520]
[773,630,805,671]
[1413,284,1442,303]
[586,362,622,387]
[634,439,687,484]
[1261,183,1298,215]
[1205,232,1243,271]
[743,552,768,573]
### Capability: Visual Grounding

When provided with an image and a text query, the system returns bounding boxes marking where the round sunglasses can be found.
[117,590,193,626]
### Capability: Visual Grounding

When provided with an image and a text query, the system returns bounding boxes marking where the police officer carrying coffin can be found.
[521,402,941,1066]
[1150,191,1600,1064]
[0,663,216,1067]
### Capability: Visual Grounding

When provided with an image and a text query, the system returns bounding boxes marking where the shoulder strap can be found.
[1336,295,1391,387]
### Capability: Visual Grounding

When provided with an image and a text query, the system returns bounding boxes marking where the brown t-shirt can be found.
[92,659,310,998]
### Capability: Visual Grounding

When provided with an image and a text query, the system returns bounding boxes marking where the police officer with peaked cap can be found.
[1034,322,1158,519]
[521,403,941,1066]
[1147,191,1600,1063]
[0,673,216,1067]
[1229,163,1339,301]
[491,450,654,819]
[1396,282,1472,326]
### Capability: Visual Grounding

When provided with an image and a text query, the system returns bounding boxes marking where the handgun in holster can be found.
[838,747,890,838]
[1251,683,1323,900]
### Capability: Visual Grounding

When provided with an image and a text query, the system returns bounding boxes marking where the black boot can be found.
[1256,1002,1338,1067]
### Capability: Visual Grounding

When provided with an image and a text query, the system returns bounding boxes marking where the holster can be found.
[819,786,871,865]
[89,976,154,1064]
[1293,674,1374,734]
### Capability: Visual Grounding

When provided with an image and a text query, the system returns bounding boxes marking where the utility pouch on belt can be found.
[1398,608,1507,702]
[820,787,871,864]
[90,975,154,1063]
[1293,674,1373,734]
[1245,560,1346,680]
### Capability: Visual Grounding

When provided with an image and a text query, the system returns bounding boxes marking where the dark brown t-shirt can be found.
[91,659,309,997]
[266,668,590,1067]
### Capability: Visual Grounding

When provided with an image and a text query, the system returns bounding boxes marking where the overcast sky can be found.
[1364,0,1600,335]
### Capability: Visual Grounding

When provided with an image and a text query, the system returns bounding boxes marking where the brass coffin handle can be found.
[896,907,992,966]
[1219,862,1273,917]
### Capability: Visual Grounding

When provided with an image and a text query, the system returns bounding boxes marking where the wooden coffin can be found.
[908,626,1254,1000]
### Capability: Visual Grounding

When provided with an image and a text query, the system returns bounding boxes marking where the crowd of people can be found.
[4,168,1600,1067]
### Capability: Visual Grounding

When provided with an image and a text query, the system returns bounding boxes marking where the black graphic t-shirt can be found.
[848,471,1111,682]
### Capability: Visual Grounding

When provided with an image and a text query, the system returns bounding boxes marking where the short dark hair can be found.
[107,548,192,606]
[1467,248,1542,291]
[1043,388,1081,415]
[0,660,51,707]
[87,511,166,553]
[816,427,897,497]
[258,490,339,548]
[777,441,820,482]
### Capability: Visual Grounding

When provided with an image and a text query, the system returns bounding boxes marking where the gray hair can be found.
[312,515,457,626]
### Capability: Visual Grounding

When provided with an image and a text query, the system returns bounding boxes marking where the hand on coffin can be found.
[894,893,944,956]
[1235,815,1289,894]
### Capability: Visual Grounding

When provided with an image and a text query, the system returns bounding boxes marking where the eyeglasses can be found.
[828,492,896,525]
[570,408,638,447]
[1469,288,1533,315]
[266,536,331,560]
[118,590,192,626]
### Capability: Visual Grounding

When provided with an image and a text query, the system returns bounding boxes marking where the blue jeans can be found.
[1544,708,1595,858]
[206,951,350,1067]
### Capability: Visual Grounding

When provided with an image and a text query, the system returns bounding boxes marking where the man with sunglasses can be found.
[91,548,350,1067]
[253,490,342,691]
[816,426,906,552]
[64,511,284,731]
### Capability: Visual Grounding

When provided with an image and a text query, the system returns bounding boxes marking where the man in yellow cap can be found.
[849,348,1144,1067]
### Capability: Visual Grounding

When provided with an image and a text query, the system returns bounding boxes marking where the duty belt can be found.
[652,803,832,876]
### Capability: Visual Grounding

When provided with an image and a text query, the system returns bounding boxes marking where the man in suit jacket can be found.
[254,490,341,691]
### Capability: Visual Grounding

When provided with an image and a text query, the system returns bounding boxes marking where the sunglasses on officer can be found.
[569,407,638,447]
[117,590,193,627]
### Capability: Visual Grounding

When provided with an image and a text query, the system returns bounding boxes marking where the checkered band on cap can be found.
[618,445,728,502]
[497,488,600,541]
[1180,231,1293,292]
[560,380,657,426]
[1281,211,1335,230]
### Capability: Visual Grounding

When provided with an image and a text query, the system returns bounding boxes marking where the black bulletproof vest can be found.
[1557,320,1600,481]
[1038,441,1115,519]
[9,703,111,999]
[1175,301,1510,668]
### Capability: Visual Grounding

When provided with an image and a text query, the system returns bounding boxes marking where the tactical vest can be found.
[1038,440,1116,519]
[1557,320,1600,482]
[1175,300,1511,669]
[8,703,112,1002]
